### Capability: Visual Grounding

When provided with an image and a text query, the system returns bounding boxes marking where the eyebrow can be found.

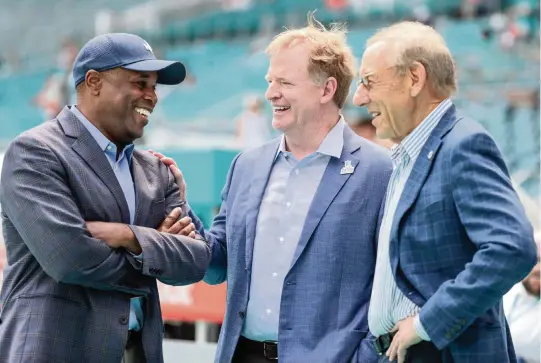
[361,71,375,79]
[265,76,289,82]
[131,73,158,84]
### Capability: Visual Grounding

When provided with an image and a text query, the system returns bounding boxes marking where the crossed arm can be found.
[1,136,209,292]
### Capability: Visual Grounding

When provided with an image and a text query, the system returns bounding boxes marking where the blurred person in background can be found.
[156,14,392,363]
[235,95,272,150]
[0,33,210,363]
[504,232,540,363]
[353,21,537,363]
[33,39,79,120]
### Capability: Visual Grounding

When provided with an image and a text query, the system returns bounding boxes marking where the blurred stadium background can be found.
[0,0,539,361]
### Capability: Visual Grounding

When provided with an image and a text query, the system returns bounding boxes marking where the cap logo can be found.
[143,41,153,54]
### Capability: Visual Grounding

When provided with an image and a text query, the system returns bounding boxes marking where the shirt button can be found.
[286,202,291,208]
[266,309,272,315]
[294,169,299,175]
[238,311,245,319]
[272,272,278,277]
[279,237,284,243]
[119,316,128,325]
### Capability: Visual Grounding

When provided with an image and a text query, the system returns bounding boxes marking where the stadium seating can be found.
[0,17,537,197]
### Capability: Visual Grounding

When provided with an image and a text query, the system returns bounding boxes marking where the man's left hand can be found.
[387,316,422,363]
[86,221,141,254]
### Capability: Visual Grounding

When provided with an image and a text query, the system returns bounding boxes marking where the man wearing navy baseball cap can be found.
[0,33,209,363]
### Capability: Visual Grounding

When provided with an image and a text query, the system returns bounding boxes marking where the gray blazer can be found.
[0,106,210,363]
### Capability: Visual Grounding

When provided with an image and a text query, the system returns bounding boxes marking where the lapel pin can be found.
[427,150,434,160]
[340,160,355,175]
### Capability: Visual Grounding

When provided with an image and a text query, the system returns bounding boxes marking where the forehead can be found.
[267,42,310,78]
[360,41,396,75]
[119,68,158,81]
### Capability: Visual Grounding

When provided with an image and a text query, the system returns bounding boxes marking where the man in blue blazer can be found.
[353,22,537,362]
[161,17,391,363]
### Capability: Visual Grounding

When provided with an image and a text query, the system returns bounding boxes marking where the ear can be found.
[85,70,103,96]
[408,61,427,98]
[321,77,338,105]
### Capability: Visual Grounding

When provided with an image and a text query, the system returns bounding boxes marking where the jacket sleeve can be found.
[128,161,211,286]
[201,153,241,285]
[418,131,537,349]
[0,134,150,296]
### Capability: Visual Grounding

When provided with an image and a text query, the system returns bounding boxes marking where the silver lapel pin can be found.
[340,160,355,175]
[427,150,434,160]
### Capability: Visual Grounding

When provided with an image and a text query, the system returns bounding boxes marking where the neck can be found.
[284,111,340,160]
[76,103,122,149]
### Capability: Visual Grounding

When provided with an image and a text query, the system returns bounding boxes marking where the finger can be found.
[161,157,178,167]
[387,337,398,361]
[397,346,407,363]
[189,231,196,238]
[169,165,186,196]
[153,151,166,159]
[179,223,195,236]
[390,324,399,333]
[168,216,192,235]
[159,207,182,231]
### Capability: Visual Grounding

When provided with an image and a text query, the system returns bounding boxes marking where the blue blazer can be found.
[194,125,392,363]
[388,106,537,362]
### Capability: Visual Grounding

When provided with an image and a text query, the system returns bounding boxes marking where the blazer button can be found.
[238,311,245,319]
[119,316,128,325]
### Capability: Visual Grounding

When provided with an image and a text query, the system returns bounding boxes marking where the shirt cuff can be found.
[125,251,143,270]
[414,314,431,341]
[130,252,143,261]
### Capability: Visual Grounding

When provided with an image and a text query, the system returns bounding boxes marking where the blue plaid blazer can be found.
[195,125,392,363]
[0,106,210,363]
[387,106,537,362]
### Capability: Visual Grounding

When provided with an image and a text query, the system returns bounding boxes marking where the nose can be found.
[353,83,370,108]
[144,88,158,108]
[265,81,280,101]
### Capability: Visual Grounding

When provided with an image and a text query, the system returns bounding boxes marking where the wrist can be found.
[414,314,431,342]
[121,225,141,254]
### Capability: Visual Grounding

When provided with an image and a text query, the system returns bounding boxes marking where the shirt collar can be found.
[71,105,134,161]
[393,99,452,165]
[276,115,345,160]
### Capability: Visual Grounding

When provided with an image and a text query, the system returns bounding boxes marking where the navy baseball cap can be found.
[73,33,186,87]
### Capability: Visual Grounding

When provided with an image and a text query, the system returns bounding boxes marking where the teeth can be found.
[371,112,381,118]
[135,108,151,117]
[273,106,290,111]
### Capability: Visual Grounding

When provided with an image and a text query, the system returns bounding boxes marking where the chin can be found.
[375,129,392,141]
[271,119,289,133]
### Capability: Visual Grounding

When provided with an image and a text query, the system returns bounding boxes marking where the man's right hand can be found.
[150,150,186,201]
[158,207,196,238]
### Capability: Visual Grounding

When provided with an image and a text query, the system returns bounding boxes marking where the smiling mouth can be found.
[135,107,151,120]
[273,106,291,114]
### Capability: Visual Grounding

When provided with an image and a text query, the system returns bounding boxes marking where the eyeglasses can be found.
[357,65,400,90]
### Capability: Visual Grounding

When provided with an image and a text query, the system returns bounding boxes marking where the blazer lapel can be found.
[289,126,362,271]
[389,106,460,275]
[131,154,153,226]
[244,140,281,270]
[58,106,131,224]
